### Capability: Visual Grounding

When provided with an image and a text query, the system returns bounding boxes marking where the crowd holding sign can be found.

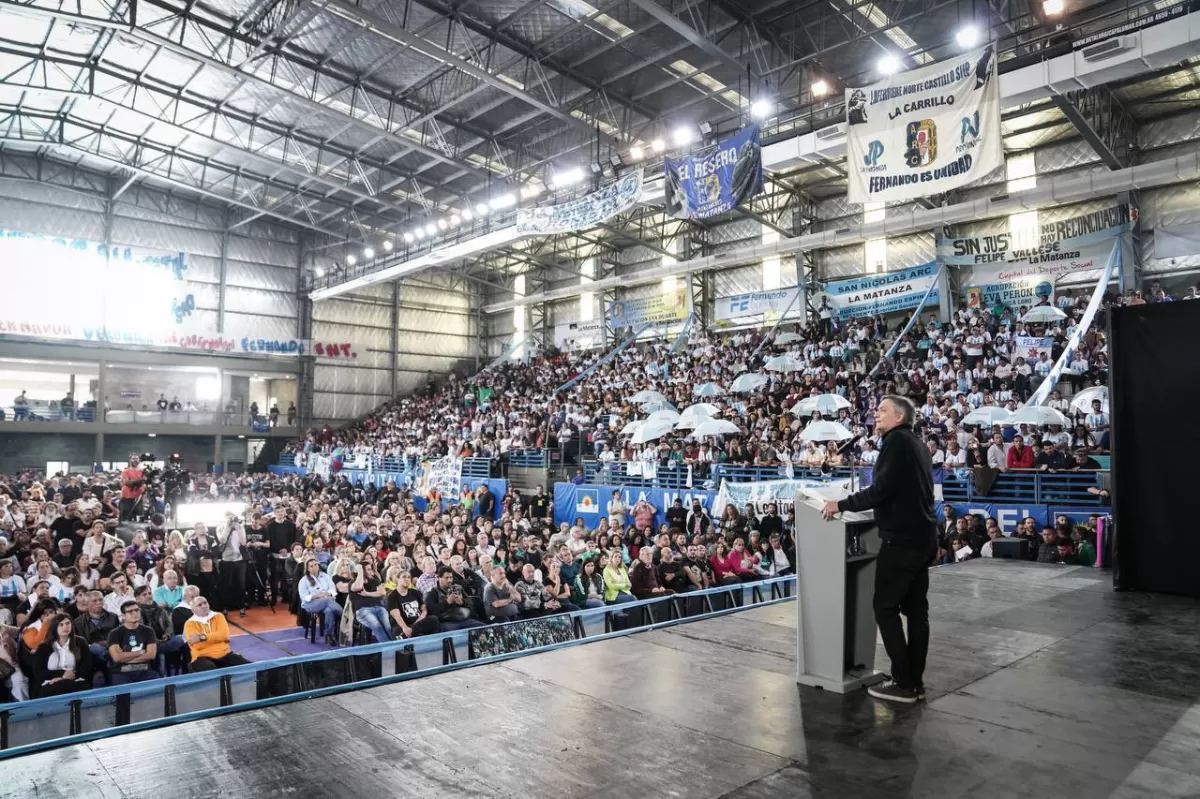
[608,286,689,328]
[940,205,1132,309]
[1013,336,1052,361]
[553,319,605,351]
[820,262,940,320]
[515,170,643,236]
[664,125,764,219]
[845,45,1004,204]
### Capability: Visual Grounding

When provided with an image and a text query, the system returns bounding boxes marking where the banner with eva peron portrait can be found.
[845,45,1004,204]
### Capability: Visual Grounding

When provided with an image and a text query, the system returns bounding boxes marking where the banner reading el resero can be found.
[664,125,763,219]
[820,262,940,321]
[846,45,1003,204]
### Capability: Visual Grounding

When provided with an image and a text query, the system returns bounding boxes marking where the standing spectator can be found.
[286,402,297,425]
[269,403,280,427]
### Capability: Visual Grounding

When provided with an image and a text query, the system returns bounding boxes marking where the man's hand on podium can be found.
[821,500,840,521]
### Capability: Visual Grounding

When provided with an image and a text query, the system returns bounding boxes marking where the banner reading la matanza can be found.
[821,262,940,321]
[845,45,1003,204]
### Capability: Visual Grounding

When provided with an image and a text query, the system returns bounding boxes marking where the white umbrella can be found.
[692,382,723,397]
[730,373,768,393]
[799,420,854,443]
[691,418,741,437]
[962,406,1012,426]
[632,417,678,444]
[791,393,852,416]
[675,403,719,430]
[646,408,681,426]
[1008,405,1072,427]
[630,390,668,405]
[1020,305,1067,324]
[775,332,803,345]
[765,354,806,373]
[620,419,644,436]
[640,400,676,414]
[1070,386,1108,414]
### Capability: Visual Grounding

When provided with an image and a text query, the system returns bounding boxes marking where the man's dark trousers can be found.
[873,541,935,690]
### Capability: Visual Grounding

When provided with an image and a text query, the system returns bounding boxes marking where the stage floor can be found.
[6,561,1200,798]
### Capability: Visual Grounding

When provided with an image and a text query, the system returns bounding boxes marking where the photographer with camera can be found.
[218,515,248,618]
[118,455,146,523]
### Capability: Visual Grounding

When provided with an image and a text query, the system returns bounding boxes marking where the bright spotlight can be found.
[424,223,438,236]
[316,267,324,277]
[1042,0,1064,14]
[629,145,645,161]
[672,126,695,147]
[461,208,474,221]
[650,138,666,153]
[346,254,357,266]
[811,79,830,98]
[956,25,980,47]
[475,202,491,216]
[489,193,516,209]
[437,218,448,230]
[552,167,585,188]
[382,240,393,251]
[877,54,901,75]
[403,232,414,243]
[415,228,426,239]
[449,214,461,227]
[363,247,375,259]
[750,99,774,119]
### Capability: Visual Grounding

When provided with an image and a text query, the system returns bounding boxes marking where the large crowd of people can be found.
[1,281,1155,705]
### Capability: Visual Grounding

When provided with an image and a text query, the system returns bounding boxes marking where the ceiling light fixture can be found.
[424,223,438,236]
[877,54,901,75]
[750,99,774,119]
[956,25,980,47]
[347,254,357,266]
[628,145,644,161]
[672,126,695,147]
[650,138,665,153]
[382,240,393,251]
[403,232,414,243]
[811,79,830,98]
[1042,0,1064,15]
[475,202,491,216]
[461,208,474,221]
[363,247,374,259]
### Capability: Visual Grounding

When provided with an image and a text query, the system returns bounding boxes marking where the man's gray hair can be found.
[882,394,917,426]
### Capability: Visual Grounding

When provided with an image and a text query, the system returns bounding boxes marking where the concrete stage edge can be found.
[5,561,1200,799]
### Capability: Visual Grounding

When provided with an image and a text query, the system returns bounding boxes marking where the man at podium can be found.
[822,395,937,704]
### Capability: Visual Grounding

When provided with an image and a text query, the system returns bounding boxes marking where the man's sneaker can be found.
[915,685,926,701]
[867,681,920,704]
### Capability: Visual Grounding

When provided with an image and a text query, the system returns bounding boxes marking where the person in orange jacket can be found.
[182,595,252,672]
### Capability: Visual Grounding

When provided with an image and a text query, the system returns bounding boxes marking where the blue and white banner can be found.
[1013,336,1052,361]
[516,169,643,236]
[819,262,940,321]
[574,488,600,514]
[846,45,1004,204]
[608,286,689,328]
[940,205,1131,310]
[715,287,805,322]
[665,125,763,219]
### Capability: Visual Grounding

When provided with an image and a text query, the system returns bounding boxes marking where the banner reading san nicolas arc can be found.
[515,169,643,236]
[938,204,1131,310]
[664,125,764,219]
[819,262,940,321]
[845,45,1003,204]
[607,286,689,328]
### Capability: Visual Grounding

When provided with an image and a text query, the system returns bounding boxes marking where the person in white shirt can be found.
[987,432,1008,471]
[102,573,137,617]
[1084,400,1109,435]
[944,440,967,469]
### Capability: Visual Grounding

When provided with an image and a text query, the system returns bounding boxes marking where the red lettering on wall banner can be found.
[314,342,358,359]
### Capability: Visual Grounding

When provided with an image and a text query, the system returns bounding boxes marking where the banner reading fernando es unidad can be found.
[821,262,940,320]
[664,125,763,219]
[714,287,805,322]
[938,204,1132,310]
[608,286,689,328]
[845,45,1003,204]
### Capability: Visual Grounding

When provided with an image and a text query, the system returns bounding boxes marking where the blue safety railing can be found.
[583,461,868,489]
[506,449,548,468]
[940,470,1106,505]
[0,575,796,758]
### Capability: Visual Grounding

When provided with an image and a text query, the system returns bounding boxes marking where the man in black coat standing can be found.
[822,395,936,704]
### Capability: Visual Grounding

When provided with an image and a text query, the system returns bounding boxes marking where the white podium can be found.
[793,494,886,693]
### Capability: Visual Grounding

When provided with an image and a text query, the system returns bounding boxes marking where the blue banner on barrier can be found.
[936,502,1049,533]
[554,483,717,532]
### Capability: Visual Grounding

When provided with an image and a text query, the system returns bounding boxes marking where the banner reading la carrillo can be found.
[664,125,764,219]
[821,262,940,320]
[715,287,804,321]
[845,44,1003,204]
[607,287,689,328]
[938,204,1132,310]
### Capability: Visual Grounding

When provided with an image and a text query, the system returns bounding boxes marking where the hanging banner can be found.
[608,287,689,328]
[846,45,1003,204]
[715,287,804,321]
[553,319,605,351]
[1152,222,1200,259]
[819,262,940,321]
[419,456,463,498]
[664,125,763,219]
[1013,336,1052,361]
[516,169,643,236]
[715,476,855,520]
[941,205,1131,310]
